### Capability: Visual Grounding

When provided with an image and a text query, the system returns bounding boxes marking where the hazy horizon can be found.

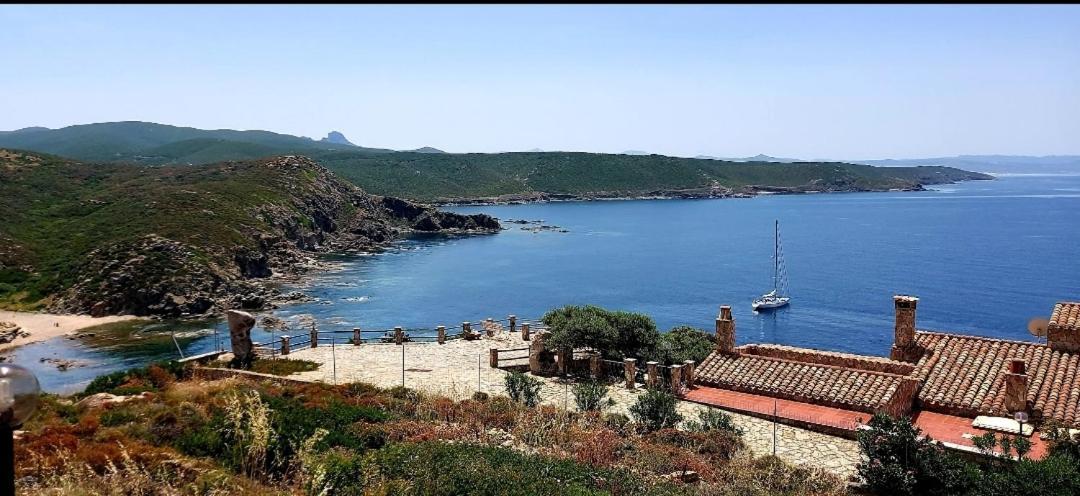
[3,5,1078,159]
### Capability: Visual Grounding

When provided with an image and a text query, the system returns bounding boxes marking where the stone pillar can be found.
[1004,359,1029,414]
[670,364,684,395]
[485,318,495,337]
[589,354,601,378]
[623,358,637,390]
[683,360,695,388]
[521,322,531,341]
[509,315,516,334]
[280,335,290,356]
[394,326,405,345]
[889,295,919,361]
[463,322,473,340]
[489,348,499,368]
[310,323,318,348]
[437,325,446,344]
[227,310,256,367]
[557,347,569,376]
[529,330,545,374]
[715,305,735,354]
[646,361,659,388]
[353,327,362,346]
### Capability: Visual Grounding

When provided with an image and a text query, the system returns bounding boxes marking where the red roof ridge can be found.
[710,351,911,379]
[916,329,1047,349]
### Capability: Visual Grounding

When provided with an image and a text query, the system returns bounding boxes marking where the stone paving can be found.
[286,331,861,479]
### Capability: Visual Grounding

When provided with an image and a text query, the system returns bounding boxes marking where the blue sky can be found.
[2,5,1078,159]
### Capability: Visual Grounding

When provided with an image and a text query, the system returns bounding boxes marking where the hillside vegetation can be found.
[0,122,993,203]
[0,149,497,316]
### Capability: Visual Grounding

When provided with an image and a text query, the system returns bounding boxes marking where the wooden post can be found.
[521,322,531,341]
[646,361,659,388]
[437,325,446,344]
[623,358,637,390]
[670,365,684,395]
[589,354,601,378]
[509,315,516,334]
[394,326,404,345]
[310,324,318,348]
[557,347,569,376]
[489,348,499,368]
[280,335,290,356]
[352,327,361,346]
[485,317,495,337]
[683,360,696,388]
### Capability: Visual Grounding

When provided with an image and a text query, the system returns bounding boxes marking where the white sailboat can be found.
[752,220,790,311]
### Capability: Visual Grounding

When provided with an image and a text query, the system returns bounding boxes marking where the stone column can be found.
[589,354,601,379]
[489,348,499,368]
[623,358,637,390]
[352,327,361,346]
[486,318,495,337]
[683,360,695,388]
[394,326,404,345]
[557,347,569,376]
[280,335,290,356]
[463,322,472,340]
[1004,359,1029,414]
[521,322,531,341]
[509,315,516,334]
[890,295,920,361]
[310,324,318,348]
[437,325,446,344]
[646,361,659,388]
[227,310,256,367]
[529,330,545,375]
[715,305,735,354]
[670,364,684,395]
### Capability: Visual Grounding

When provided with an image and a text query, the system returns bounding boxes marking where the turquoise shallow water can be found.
[8,174,1080,393]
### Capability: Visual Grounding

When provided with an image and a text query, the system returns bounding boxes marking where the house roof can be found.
[913,331,1080,425]
[1050,302,1080,331]
[696,351,908,413]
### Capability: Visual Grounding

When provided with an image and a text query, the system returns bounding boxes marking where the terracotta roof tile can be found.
[1051,302,1080,331]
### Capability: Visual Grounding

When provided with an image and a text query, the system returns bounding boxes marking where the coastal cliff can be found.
[0,150,498,317]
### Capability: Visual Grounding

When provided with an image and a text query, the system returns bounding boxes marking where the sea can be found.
[7,173,1080,393]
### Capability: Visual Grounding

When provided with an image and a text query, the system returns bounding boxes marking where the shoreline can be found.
[0,311,139,352]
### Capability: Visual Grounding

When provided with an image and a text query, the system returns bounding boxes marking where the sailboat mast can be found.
[773,220,779,292]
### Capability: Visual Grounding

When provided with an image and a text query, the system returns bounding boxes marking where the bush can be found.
[628,389,683,432]
[472,391,490,402]
[857,413,980,496]
[82,360,187,396]
[504,371,542,407]
[572,380,612,412]
[541,305,660,361]
[977,454,1080,496]
[247,358,319,376]
[651,326,714,366]
[684,407,742,436]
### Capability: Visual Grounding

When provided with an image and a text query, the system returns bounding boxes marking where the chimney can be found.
[1048,302,1080,353]
[1004,359,1029,414]
[889,295,919,361]
[715,305,735,354]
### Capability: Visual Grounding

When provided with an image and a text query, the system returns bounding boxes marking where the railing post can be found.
[489,348,499,368]
[589,353,601,379]
[646,361,659,388]
[280,335,290,356]
[437,325,446,344]
[352,327,361,346]
[683,360,696,388]
[462,322,472,340]
[310,325,318,348]
[670,364,684,396]
[509,315,517,334]
[485,317,495,337]
[394,326,404,345]
[521,322,531,341]
[624,358,637,390]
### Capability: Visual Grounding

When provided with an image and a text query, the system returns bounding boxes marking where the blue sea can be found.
[8,174,1080,393]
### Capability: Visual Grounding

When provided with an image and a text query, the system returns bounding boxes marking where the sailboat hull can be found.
[752,297,790,311]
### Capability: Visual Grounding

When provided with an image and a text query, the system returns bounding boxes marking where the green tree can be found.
[651,326,714,365]
[541,305,659,360]
[628,388,683,432]
[857,413,980,496]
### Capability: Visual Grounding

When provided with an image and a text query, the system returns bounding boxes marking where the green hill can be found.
[0,149,497,316]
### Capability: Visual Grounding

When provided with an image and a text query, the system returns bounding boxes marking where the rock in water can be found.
[227,310,256,367]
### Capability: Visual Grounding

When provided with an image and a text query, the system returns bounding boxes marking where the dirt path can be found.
[0,311,138,351]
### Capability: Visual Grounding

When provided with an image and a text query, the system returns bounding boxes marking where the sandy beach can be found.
[0,311,138,351]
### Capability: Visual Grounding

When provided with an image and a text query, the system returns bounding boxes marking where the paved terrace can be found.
[283,330,863,479]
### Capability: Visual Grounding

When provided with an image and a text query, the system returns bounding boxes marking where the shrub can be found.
[504,371,542,407]
[651,326,714,366]
[82,360,187,396]
[628,388,683,432]
[857,413,980,496]
[99,408,139,427]
[472,391,490,402]
[248,358,319,376]
[684,407,742,436]
[541,305,660,361]
[572,380,612,412]
[977,454,1080,496]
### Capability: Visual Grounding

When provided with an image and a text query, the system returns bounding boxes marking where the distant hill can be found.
[0,148,497,316]
[320,131,356,146]
[408,146,446,154]
[695,154,803,163]
[852,155,1080,174]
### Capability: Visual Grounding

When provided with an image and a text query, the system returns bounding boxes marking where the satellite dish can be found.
[1028,317,1050,338]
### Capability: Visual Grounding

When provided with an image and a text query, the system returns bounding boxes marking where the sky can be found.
[2,5,1078,160]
